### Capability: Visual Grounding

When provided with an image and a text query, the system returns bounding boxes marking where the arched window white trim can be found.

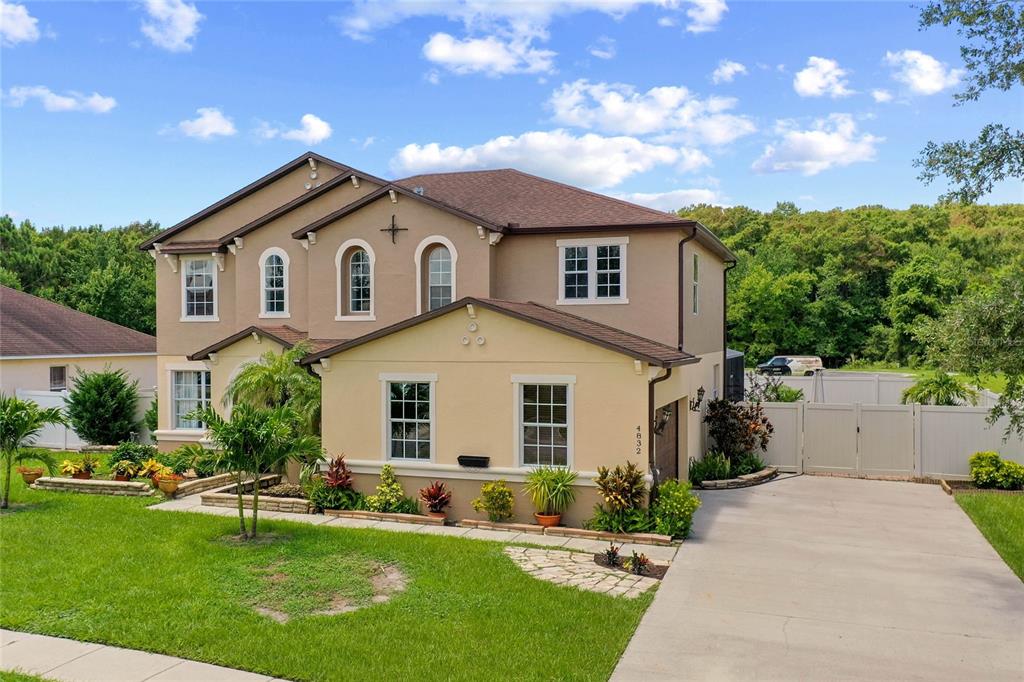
[414,235,458,315]
[259,247,290,318]
[335,239,376,321]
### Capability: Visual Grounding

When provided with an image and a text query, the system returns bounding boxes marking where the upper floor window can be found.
[414,236,458,315]
[692,252,699,315]
[182,257,217,321]
[260,248,289,318]
[557,237,628,305]
[335,240,376,321]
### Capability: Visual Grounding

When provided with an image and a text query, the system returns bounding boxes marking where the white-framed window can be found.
[172,369,211,429]
[692,252,699,315]
[414,236,458,315]
[556,237,628,305]
[49,365,67,391]
[181,257,217,321]
[513,375,575,468]
[259,247,289,318]
[335,239,376,321]
[381,373,436,461]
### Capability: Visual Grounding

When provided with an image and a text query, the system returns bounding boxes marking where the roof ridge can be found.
[0,286,156,340]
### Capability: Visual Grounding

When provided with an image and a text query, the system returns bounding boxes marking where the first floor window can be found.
[173,370,211,429]
[520,383,569,467]
[184,257,216,318]
[49,366,67,391]
[387,381,431,460]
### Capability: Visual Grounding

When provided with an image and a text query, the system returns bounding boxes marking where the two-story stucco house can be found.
[142,152,735,524]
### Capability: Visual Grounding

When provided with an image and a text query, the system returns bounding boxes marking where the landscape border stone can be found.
[458,519,673,545]
[175,472,235,498]
[31,477,154,497]
[699,466,778,490]
[324,509,445,526]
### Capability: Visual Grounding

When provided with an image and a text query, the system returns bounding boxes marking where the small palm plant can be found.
[523,466,578,524]
[223,342,321,435]
[901,371,978,406]
[0,393,66,509]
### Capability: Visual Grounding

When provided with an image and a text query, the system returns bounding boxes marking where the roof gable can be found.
[0,286,156,357]
[188,325,343,361]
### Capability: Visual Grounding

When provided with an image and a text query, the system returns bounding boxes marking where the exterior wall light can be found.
[689,386,706,412]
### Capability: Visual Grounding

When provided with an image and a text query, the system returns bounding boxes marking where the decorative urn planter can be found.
[19,468,44,485]
[534,513,562,528]
[157,477,180,496]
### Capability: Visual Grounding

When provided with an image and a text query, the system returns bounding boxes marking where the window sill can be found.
[258,312,290,319]
[335,314,376,321]
[153,429,206,439]
[555,298,629,306]
[179,316,220,322]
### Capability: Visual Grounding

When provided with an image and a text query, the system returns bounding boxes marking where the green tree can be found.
[193,404,321,538]
[0,394,66,509]
[883,250,966,363]
[64,367,140,445]
[224,342,321,435]
[915,1,1024,202]
[727,264,816,362]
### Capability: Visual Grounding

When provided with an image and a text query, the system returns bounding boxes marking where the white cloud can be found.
[391,129,705,189]
[657,16,677,27]
[548,79,756,145]
[711,59,747,84]
[685,0,727,33]
[871,88,893,103]
[884,49,963,95]
[170,107,236,139]
[793,56,854,98]
[613,187,723,210]
[423,32,555,75]
[7,85,116,113]
[752,113,882,176]
[588,36,616,60]
[258,113,333,145]
[351,135,375,149]
[1,1,39,46]
[141,0,203,52]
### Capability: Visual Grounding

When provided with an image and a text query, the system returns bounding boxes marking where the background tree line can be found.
[681,202,1024,366]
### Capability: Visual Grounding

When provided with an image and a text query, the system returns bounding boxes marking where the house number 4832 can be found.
[635,426,643,457]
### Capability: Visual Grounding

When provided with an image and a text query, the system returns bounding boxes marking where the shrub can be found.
[158,448,194,475]
[324,455,353,490]
[603,542,621,567]
[307,477,364,511]
[746,372,804,403]
[107,442,156,471]
[623,551,651,575]
[144,398,158,437]
[688,451,731,484]
[588,505,655,534]
[192,449,220,478]
[732,452,766,477]
[703,399,773,460]
[64,367,140,445]
[111,459,140,478]
[139,458,164,479]
[523,466,577,516]
[652,479,701,539]
[995,460,1024,491]
[471,480,515,522]
[366,465,418,514]
[902,371,977,406]
[594,461,646,513]
[969,451,1003,488]
[419,480,452,514]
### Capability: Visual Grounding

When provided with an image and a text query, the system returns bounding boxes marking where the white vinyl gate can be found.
[752,402,1024,479]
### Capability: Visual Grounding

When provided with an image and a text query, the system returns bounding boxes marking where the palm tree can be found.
[223,341,321,435]
[192,403,321,538]
[0,393,66,509]
[902,371,978,406]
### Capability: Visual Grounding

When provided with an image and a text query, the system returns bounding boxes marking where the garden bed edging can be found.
[31,477,154,497]
[699,466,779,490]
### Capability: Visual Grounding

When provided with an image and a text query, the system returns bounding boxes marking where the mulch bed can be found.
[593,554,668,580]
[942,479,1024,496]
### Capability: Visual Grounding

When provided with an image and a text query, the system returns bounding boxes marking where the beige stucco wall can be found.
[681,239,726,357]
[0,354,157,395]
[155,252,238,356]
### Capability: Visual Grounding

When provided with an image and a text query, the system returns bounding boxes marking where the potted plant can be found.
[16,465,45,485]
[523,466,577,527]
[418,480,452,520]
[155,468,184,496]
[60,459,89,480]
[112,459,139,481]
[139,457,164,487]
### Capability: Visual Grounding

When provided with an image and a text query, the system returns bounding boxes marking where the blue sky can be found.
[2,0,1020,228]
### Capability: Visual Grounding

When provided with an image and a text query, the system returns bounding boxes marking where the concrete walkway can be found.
[613,475,1024,681]
[150,494,681,562]
[0,629,284,681]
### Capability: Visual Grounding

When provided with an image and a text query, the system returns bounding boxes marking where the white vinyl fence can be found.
[16,388,155,450]
[746,373,1000,407]
[753,402,1024,480]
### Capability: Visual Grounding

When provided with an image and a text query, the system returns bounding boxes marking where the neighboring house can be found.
[141,152,735,523]
[0,286,157,448]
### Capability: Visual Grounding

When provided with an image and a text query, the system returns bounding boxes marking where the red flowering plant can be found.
[418,480,452,514]
[324,455,353,490]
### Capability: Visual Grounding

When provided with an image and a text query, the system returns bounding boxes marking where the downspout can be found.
[723,260,738,400]
[677,226,698,350]
[648,365,673,499]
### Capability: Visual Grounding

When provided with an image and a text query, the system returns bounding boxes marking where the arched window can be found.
[349,249,371,313]
[335,239,375,320]
[426,245,452,311]
[259,248,289,317]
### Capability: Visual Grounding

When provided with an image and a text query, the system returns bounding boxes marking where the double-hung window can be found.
[49,366,67,391]
[172,370,211,429]
[182,257,217,320]
[384,376,435,460]
[557,237,627,304]
[516,378,573,467]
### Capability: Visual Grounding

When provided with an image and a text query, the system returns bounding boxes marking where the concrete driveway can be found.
[613,475,1024,681]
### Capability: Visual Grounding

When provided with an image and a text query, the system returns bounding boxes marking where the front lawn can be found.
[0,477,651,681]
[956,492,1024,581]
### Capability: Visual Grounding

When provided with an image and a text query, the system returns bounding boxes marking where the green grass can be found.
[0,672,53,682]
[0,476,650,681]
[956,492,1024,581]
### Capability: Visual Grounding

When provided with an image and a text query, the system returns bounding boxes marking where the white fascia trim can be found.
[335,238,376,319]
[259,246,290,318]
[1,352,157,360]
[341,459,602,486]
[555,236,629,247]
[414,235,458,315]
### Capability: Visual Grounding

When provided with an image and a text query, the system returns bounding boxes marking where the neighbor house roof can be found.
[0,286,156,358]
[302,297,698,368]
[187,325,344,361]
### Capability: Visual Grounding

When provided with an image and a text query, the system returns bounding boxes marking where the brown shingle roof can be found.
[395,169,690,230]
[0,286,156,357]
[188,325,344,361]
[302,297,697,368]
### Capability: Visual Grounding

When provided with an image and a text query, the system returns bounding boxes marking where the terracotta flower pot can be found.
[157,478,180,496]
[72,472,92,480]
[534,513,562,528]
[427,511,447,520]
[19,469,44,485]
[114,474,130,482]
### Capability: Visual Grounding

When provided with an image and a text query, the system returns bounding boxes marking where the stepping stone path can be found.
[504,546,660,599]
